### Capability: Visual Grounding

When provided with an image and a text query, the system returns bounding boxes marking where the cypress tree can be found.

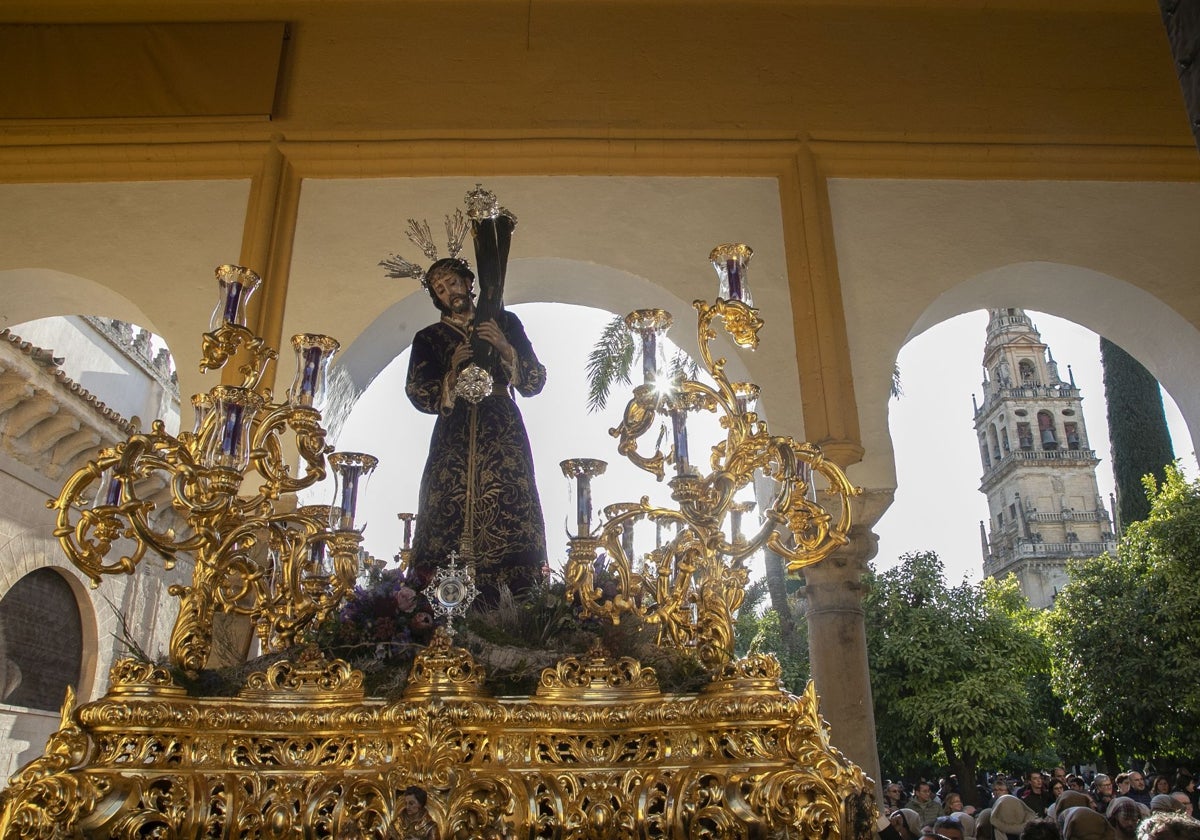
[1099,337,1174,530]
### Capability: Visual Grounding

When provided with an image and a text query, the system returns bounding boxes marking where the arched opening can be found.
[1038,410,1058,451]
[1019,359,1037,385]
[313,299,741,575]
[0,568,83,711]
[876,306,1197,584]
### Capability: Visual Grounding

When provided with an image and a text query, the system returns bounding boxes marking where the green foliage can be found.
[1100,337,1174,528]
[864,552,1050,782]
[584,314,701,412]
[585,315,635,413]
[732,577,770,656]
[1046,465,1200,760]
[747,608,810,694]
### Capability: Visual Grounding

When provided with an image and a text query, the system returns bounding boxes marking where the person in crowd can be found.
[1153,778,1175,797]
[909,781,944,827]
[1170,794,1193,818]
[1022,772,1055,818]
[1151,796,1186,815]
[1136,812,1200,840]
[1051,782,1068,802]
[1051,791,1095,824]
[1094,776,1117,815]
[1127,774,1154,808]
[935,815,966,840]
[1108,797,1151,840]
[1117,777,1133,798]
[890,809,924,840]
[991,795,1039,840]
[1021,818,1062,840]
[1069,777,1089,794]
[946,792,978,817]
[958,811,979,840]
[885,783,909,812]
[1171,774,1196,814]
[1061,805,1115,840]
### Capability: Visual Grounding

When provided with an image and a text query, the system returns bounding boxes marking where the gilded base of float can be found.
[0,634,876,839]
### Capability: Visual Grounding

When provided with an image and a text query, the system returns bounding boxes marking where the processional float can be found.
[0,189,876,839]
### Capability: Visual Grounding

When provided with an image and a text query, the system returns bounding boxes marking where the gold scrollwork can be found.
[567,297,860,669]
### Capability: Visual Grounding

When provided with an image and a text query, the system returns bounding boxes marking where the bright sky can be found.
[325,304,1197,587]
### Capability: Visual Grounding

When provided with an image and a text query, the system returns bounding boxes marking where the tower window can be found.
[1001,427,1010,453]
[988,425,1001,461]
[1064,422,1080,450]
[1019,359,1036,384]
[1038,411,1058,450]
[1017,422,1033,450]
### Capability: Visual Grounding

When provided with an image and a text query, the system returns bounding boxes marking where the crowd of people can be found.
[879,769,1200,840]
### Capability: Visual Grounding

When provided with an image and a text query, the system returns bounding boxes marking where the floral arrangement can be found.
[310,568,435,678]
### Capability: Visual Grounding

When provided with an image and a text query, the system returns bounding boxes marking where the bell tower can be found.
[972,309,1116,609]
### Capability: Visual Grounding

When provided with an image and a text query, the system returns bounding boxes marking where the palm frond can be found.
[585,315,635,413]
[666,351,700,383]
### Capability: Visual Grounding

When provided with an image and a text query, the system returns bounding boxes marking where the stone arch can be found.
[333,257,758,421]
[0,268,161,335]
[0,529,102,704]
[904,260,1200,459]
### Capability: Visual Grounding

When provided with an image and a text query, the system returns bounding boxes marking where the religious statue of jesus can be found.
[404,255,548,603]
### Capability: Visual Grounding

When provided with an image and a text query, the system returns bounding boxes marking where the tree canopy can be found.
[864,552,1049,793]
[1047,465,1200,762]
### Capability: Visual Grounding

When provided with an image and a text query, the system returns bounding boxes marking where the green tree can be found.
[1046,465,1200,763]
[864,552,1049,798]
[1100,337,1174,530]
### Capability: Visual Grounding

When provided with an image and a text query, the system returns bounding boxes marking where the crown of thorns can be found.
[379,211,470,290]
[379,185,516,290]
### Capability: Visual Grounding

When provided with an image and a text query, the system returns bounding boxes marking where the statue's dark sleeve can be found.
[406,328,447,415]
[503,312,546,398]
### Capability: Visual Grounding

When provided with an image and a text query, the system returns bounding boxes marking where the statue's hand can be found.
[450,341,473,372]
[475,319,515,364]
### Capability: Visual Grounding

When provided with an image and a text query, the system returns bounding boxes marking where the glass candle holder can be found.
[94,467,123,507]
[191,393,213,438]
[209,265,262,331]
[709,243,754,306]
[560,458,608,537]
[731,382,760,416]
[298,504,333,575]
[669,403,690,475]
[624,309,673,387]
[202,386,265,471]
[287,334,340,410]
[397,512,416,551]
[327,452,379,533]
[730,500,756,546]
[621,521,636,564]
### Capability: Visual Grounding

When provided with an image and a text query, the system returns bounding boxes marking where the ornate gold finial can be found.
[403,627,487,701]
[240,645,365,701]
[535,640,661,702]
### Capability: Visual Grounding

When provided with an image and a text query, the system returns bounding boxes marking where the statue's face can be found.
[430,269,472,314]
[404,794,421,816]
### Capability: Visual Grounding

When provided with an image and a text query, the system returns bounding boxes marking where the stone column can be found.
[802,488,892,794]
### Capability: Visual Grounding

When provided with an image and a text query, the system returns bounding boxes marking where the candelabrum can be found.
[564,245,860,669]
[48,265,375,674]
